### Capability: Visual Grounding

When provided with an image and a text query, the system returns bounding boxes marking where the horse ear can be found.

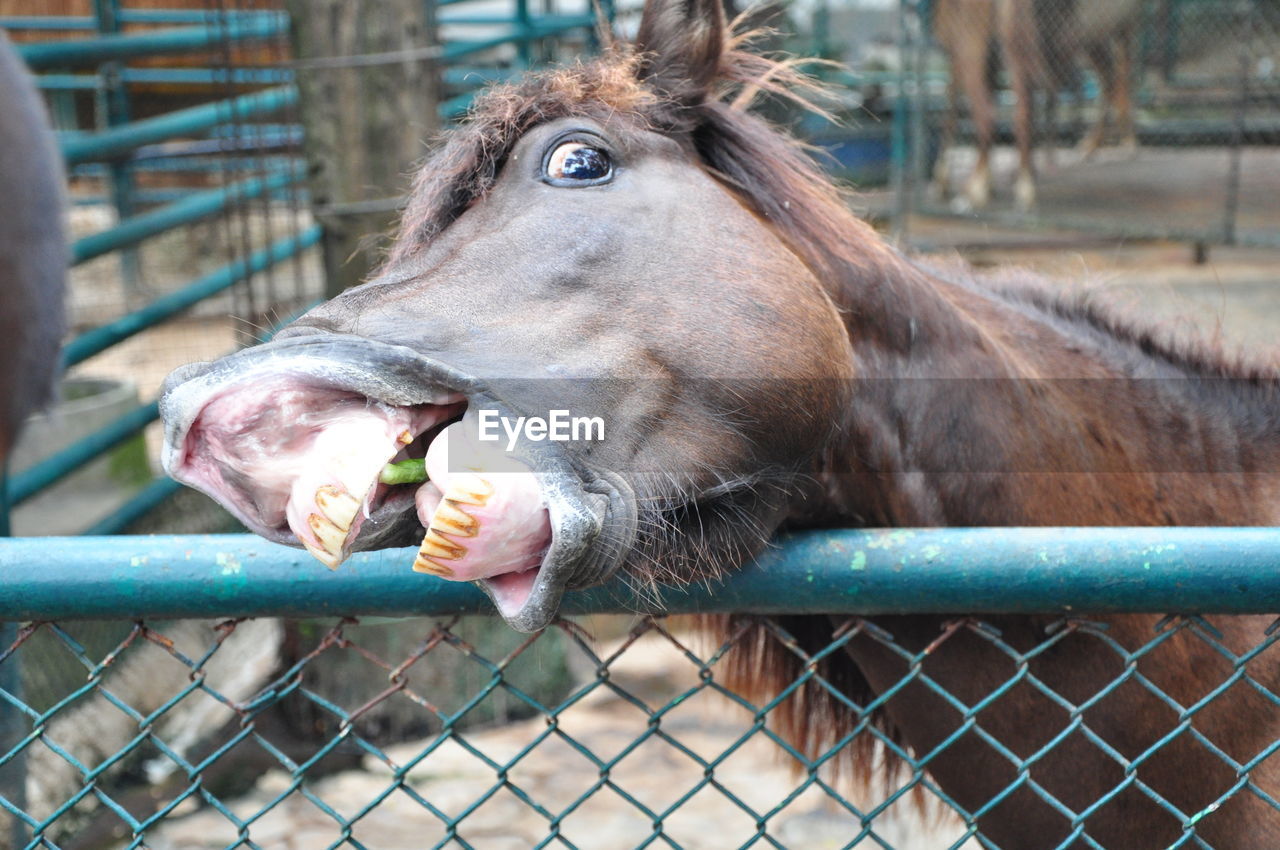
[634,0,726,104]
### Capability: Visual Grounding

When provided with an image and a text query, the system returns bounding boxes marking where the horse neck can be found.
[810,249,1280,527]
[792,245,1280,849]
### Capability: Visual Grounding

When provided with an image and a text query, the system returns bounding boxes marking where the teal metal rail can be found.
[59,85,298,165]
[12,13,288,69]
[0,9,280,29]
[2,527,1278,620]
[71,164,305,264]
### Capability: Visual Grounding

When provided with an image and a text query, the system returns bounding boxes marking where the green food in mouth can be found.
[380,458,428,486]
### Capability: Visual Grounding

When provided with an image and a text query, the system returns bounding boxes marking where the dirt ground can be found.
[921,146,1280,246]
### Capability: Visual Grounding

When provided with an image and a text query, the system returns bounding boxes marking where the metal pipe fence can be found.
[0,528,1277,847]
[3,527,1280,621]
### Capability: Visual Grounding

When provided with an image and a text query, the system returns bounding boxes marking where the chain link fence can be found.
[2,609,1278,848]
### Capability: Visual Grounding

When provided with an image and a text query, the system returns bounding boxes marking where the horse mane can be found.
[385,26,1280,786]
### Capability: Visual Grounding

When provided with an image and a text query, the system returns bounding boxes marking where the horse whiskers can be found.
[621,469,782,591]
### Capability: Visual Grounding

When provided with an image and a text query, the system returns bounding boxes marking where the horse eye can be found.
[545,141,612,183]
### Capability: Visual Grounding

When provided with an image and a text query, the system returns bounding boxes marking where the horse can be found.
[158,0,1280,844]
[0,34,66,491]
[932,0,1141,210]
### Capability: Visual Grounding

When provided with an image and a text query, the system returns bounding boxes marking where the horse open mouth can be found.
[159,334,632,631]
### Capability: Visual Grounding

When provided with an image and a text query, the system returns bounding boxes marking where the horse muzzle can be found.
[158,332,637,631]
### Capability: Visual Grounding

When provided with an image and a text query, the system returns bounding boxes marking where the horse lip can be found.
[159,332,637,630]
[481,466,637,633]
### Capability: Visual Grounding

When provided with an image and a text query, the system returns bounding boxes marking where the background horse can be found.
[933,0,1142,209]
[159,0,1280,844]
[0,34,66,493]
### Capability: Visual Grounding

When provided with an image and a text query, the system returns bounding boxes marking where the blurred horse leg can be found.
[998,0,1042,209]
[931,74,958,198]
[933,0,998,209]
[1078,40,1113,158]
[1113,21,1138,151]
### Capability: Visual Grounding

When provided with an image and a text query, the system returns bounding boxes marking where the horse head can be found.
[160,0,864,630]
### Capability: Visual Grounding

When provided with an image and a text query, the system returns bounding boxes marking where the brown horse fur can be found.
[369,1,1280,845]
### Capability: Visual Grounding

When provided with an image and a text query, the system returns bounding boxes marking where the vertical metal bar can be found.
[1164,0,1181,84]
[0,623,24,850]
[890,0,913,243]
[812,0,830,58]
[539,0,553,64]
[286,4,310,315]
[214,0,250,341]
[47,90,78,135]
[93,0,142,296]
[0,464,8,539]
[0,466,25,848]
[1223,2,1250,245]
[515,0,532,69]
[907,0,927,248]
[588,0,615,53]
[250,0,279,327]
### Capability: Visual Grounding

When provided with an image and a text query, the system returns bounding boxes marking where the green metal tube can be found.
[0,465,8,538]
[38,68,295,89]
[0,10,277,29]
[72,165,305,265]
[60,85,297,165]
[1,528,1280,621]
[82,476,182,536]
[15,14,288,69]
[6,401,158,508]
[516,0,532,68]
[0,622,26,850]
[61,224,321,369]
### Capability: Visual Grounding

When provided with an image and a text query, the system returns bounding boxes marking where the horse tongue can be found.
[413,423,551,610]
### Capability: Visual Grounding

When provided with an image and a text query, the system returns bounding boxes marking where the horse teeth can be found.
[430,499,478,537]
[418,528,467,561]
[315,485,359,530]
[397,430,413,445]
[443,474,494,506]
[332,457,376,499]
[413,555,455,577]
[302,539,340,570]
[308,513,348,556]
